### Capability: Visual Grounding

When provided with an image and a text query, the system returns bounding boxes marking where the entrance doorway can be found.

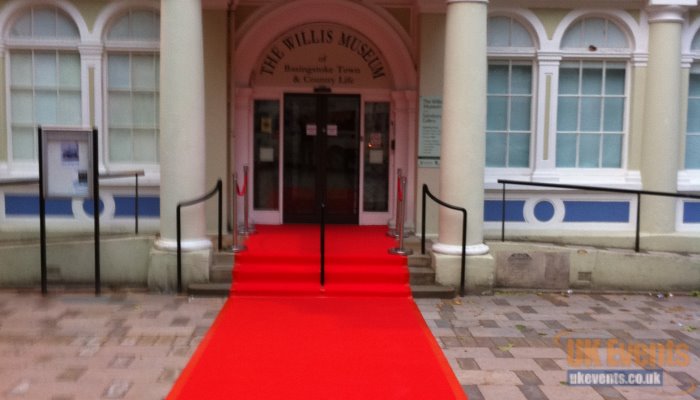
[283,93,360,224]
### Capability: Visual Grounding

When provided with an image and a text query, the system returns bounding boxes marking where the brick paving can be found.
[0,290,698,399]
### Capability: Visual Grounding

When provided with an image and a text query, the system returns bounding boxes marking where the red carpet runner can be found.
[168,225,467,399]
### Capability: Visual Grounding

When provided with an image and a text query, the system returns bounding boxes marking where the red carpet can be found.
[168,225,467,400]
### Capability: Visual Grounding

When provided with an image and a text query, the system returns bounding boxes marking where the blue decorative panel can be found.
[114,196,160,217]
[5,195,73,216]
[82,199,105,216]
[563,201,630,223]
[534,201,555,222]
[683,202,700,223]
[485,200,526,222]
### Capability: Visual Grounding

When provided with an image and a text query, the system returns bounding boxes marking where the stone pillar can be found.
[149,0,210,291]
[433,0,489,256]
[640,4,689,233]
[432,0,494,292]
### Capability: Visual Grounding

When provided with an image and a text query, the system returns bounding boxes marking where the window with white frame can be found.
[7,7,81,161]
[686,32,700,169]
[486,16,534,168]
[556,17,629,168]
[104,9,160,164]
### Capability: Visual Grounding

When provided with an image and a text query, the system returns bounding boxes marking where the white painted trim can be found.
[432,242,490,256]
[0,0,90,43]
[92,0,160,42]
[550,9,645,55]
[488,7,548,50]
[154,238,212,252]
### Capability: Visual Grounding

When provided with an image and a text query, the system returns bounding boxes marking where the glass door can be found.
[283,93,360,224]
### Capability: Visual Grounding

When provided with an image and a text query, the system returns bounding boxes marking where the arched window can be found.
[686,31,700,169]
[7,6,81,161]
[486,16,535,168]
[104,9,160,164]
[556,17,629,168]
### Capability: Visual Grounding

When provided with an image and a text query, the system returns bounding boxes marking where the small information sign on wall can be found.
[41,128,94,198]
[418,96,442,168]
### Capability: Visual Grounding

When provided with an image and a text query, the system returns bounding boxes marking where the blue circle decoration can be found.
[534,201,555,222]
[83,198,105,216]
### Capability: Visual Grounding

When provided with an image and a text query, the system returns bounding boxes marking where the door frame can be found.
[236,87,414,227]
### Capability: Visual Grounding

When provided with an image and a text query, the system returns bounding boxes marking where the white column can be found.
[156,0,210,250]
[433,0,489,256]
[640,4,689,233]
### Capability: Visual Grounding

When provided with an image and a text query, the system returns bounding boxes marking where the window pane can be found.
[108,55,130,89]
[487,96,507,131]
[556,133,577,167]
[11,13,32,37]
[582,67,602,95]
[59,53,80,88]
[488,65,508,94]
[687,135,700,169]
[58,92,81,125]
[12,127,35,160]
[508,133,530,167]
[606,68,625,95]
[109,92,132,126]
[583,18,606,48]
[133,93,156,126]
[690,74,700,97]
[11,90,33,124]
[56,12,79,38]
[487,17,510,47]
[603,97,624,132]
[486,132,507,167]
[34,9,57,38]
[36,91,57,124]
[133,130,157,162]
[510,96,531,131]
[579,134,601,167]
[510,22,533,47]
[580,97,602,131]
[132,55,157,90]
[559,68,579,95]
[689,99,700,133]
[109,17,130,40]
[557,97,578,131]
[606,22,628,48]
[562,22,582,48]
[602,134,622,168]
[131,11,159,40]
[10,52,32,86]
[109,129,132,162]
[35,52,57,87]
[511,65,532,95]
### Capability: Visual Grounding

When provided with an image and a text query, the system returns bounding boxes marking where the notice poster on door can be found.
[306,124,317,136]
[327,125,338,136]
[418,96,442,167]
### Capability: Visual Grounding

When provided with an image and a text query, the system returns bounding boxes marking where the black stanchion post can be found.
[421,184,426,255]
[92,128,100,296]
[635,193,641,253]
[501,183,506,242]
[218,180,223,251]
[135,173,139,235]
[38,127,47,295]
[176,206,182,294]
[320,203,326,287]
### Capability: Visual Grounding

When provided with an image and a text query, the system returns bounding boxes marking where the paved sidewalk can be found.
[0,290,698,399]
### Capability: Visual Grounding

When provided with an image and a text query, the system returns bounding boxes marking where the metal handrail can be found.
[421,184,467,296]
[176,179,223,293]
[497,179,700,253]
[320,202,326,287]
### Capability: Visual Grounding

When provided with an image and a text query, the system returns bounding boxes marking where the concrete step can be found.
[188,283,230,297]
[211,264,233,283]
[411,284,457,299]
[409,266,436,285]
[407,254,431,268]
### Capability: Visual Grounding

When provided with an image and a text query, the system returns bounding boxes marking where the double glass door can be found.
[283,94,360,224]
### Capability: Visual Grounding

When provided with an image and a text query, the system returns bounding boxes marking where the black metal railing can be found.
[320,202,326,287]
[498,179,700,253]
[176,179,223,293]
[421,184,468,296]
[100,170,145,234]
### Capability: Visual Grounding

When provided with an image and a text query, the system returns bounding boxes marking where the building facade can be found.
[0,0,699,290]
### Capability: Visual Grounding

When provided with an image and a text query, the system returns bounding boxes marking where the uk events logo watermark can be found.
[554,331,693,388]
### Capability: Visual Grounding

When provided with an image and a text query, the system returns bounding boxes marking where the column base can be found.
[433,252,495,295]
[432,242,490,256]
[147,245,212,292]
